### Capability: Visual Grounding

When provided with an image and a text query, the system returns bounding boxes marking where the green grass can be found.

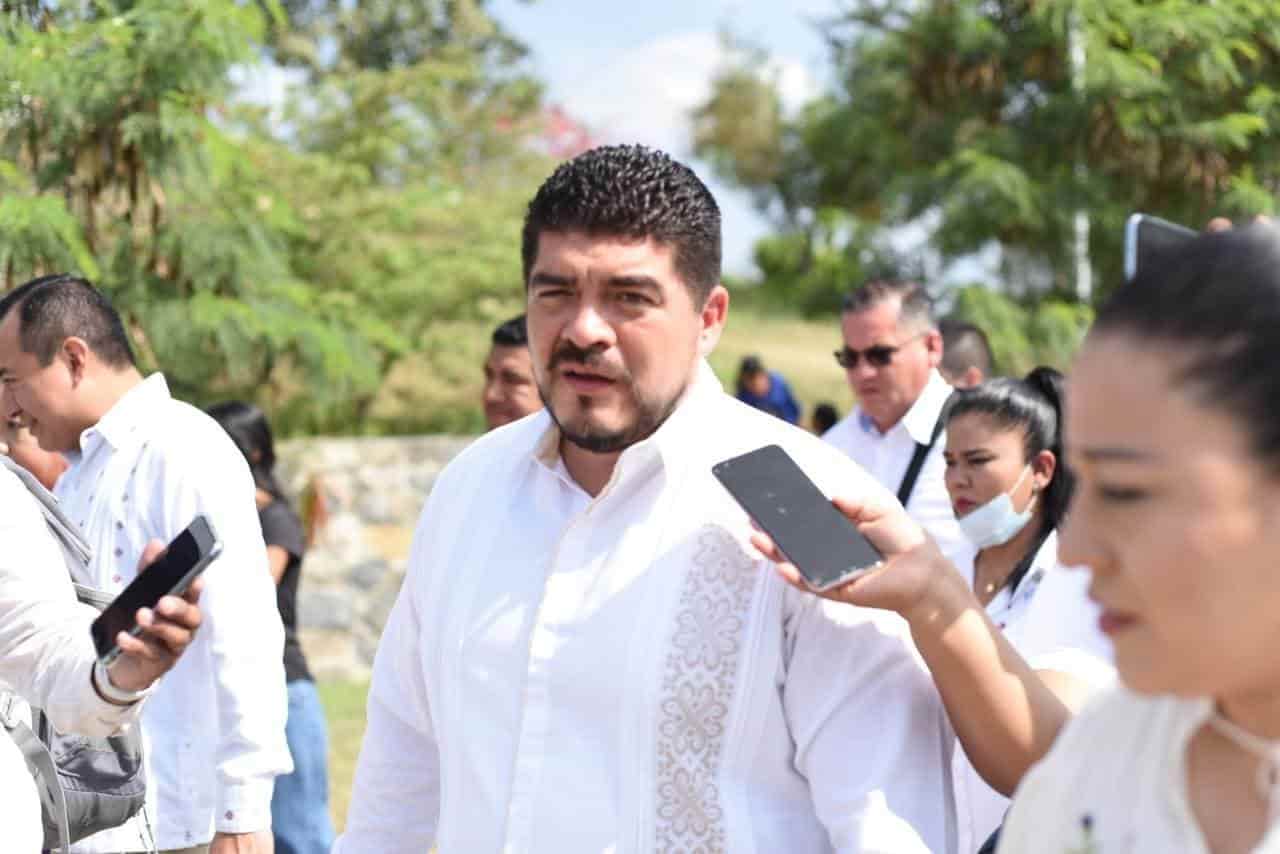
[318,679,369,832]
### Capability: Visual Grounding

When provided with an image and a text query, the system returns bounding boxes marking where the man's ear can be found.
[698,285,730,357]
[61,337,90,386]
[924,328,944,368]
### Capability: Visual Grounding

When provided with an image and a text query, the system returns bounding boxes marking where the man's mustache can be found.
[548,342,618,376]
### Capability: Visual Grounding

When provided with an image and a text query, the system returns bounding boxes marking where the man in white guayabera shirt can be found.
[335,145,955,853]
[0,276,291,854]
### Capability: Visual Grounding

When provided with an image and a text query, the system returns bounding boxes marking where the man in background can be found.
[735,354,801,424]
[482,314,543,430]
[823,280,970,567]
[0,274,290,854]
[939,318,995,389]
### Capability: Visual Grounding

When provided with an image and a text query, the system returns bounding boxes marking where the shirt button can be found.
[114,547,123,558]
[115,521,123,530]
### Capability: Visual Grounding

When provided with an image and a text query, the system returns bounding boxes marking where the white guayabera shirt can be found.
[55,374,292,852]
[999,690,1280,853]
[336,362,958,854]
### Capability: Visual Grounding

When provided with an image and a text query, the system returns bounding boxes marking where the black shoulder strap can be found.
[896,409,947,507]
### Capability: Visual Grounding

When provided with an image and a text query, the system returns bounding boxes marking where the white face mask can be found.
[957,465,1037,550]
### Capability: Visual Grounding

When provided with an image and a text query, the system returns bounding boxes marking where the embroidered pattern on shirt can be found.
[655,525,759,853]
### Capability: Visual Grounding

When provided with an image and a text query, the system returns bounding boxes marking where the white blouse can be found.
[952,534,1115,854]
[999,689,1280,853]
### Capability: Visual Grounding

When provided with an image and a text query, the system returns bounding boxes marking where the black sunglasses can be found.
[833,344,901,369]
[834,331,926,369]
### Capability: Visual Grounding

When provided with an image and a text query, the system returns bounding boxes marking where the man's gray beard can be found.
[539,380,687,455]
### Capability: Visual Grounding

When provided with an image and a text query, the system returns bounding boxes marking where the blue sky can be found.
[488,0,838,275]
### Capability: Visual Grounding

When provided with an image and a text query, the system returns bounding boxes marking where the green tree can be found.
[1,0,549,434]
[696,0,1280,303]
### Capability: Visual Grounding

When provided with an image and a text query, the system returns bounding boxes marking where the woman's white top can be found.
[953,532,1115,853]
[999,689,1280,853]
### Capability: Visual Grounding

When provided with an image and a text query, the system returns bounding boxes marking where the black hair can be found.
[939,318,995,379]
[944,366,1071,594]
[0,274,136,368]
[735,354,765,394]
[1093,223,1280,472]
[491,314,529,348]
[812,402,840,435]
[841,279,935,329]
[521,144,722,304]
[206,400,287,502]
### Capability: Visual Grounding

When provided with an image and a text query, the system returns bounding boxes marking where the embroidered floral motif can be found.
[655,526,759,852]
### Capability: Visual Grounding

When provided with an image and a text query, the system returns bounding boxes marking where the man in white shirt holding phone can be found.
[336,145,955,853]
[0,277,290,854]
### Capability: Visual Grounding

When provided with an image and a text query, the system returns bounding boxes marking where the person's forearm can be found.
[903,561,1071,796]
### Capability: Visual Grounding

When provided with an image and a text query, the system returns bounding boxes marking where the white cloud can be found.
[557,29,818,155]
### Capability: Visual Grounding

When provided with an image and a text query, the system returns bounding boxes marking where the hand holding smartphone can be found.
[92,515,222,666]
[713,445,882,591]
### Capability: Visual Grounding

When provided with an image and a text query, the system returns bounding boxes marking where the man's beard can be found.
[537,341,686,454]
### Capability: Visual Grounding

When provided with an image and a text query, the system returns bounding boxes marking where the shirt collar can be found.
[79,373,170,452]
[860,370,953,443]
[532,359,722,490]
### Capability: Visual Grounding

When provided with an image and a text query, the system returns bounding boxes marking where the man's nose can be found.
[563,301,615,350]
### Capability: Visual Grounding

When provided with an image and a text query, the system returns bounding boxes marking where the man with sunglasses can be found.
[822,280,971,567]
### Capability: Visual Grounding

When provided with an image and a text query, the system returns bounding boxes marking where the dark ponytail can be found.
[943,366,1073,593]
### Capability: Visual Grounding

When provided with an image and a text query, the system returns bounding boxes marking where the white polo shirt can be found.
[823,370,973,569]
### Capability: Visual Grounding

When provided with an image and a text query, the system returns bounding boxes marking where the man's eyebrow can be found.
[607,274,661,290]
[529,271,574,287]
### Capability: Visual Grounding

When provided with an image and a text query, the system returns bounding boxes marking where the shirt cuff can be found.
[215,778,276,834]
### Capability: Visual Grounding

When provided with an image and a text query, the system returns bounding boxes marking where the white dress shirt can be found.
[950,533,1114,854]
[336,362,956,854]
[823,370,973,570]
[56,374,291,851]
[998,689,1280,853]
[0,466,144,854]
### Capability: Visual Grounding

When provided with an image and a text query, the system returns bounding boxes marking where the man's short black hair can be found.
[521,144,722,304]
[940,318,995,379]
[0,274,136,368]
[841,279,935,330]
[491,314,529,349]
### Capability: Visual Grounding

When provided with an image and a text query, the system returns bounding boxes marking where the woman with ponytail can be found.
[753,367,1113,852]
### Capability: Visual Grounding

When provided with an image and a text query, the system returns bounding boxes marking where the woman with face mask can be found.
[941,368,1114,851]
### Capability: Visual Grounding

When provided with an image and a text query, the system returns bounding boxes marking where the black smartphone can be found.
[92,515,223,666]
[1123,213,1197,281]
[712,444,883,591]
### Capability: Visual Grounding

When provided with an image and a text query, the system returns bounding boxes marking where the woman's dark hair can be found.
[207,401,286,501]
[944,366,1072,593]
[1093,222,1280,472]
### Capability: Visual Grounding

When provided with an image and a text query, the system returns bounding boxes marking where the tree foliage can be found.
[696,0,1280,302]
[1,0,548,434]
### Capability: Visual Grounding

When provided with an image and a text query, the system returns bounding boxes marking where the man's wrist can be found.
[91,659,152,706]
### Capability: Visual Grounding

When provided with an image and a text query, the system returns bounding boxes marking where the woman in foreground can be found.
[758,224,1280,852]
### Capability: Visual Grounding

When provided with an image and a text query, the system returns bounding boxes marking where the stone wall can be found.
[274,435,474,681]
